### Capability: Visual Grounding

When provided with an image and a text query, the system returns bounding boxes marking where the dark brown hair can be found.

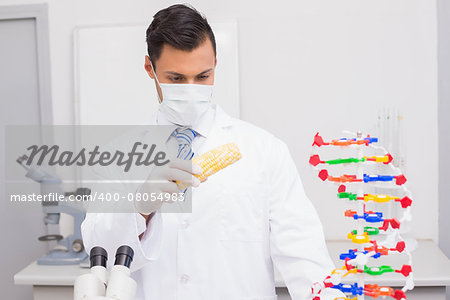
[146,3,217,70]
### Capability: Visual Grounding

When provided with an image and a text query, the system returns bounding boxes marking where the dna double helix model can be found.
[309,133,414,300]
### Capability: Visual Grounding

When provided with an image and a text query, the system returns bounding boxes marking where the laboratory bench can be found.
[14,239,450,300]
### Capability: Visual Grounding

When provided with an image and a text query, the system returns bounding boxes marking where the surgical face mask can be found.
[149,59,213,126]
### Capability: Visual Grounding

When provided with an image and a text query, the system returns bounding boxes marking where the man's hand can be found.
[134,158,202,215]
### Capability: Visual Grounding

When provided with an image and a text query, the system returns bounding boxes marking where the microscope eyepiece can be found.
[114,245,134,268]
[90,246,108,268]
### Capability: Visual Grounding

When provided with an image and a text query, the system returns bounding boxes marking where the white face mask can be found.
[149,59,213,126]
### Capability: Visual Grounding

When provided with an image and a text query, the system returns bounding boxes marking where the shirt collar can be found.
[150,103,234,144]
[155,104,217,138]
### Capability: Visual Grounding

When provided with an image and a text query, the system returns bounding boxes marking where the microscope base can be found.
[37,250,88,265]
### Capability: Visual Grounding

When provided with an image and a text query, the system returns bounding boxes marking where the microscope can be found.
[74,245,137,300]
[17,154,88,265]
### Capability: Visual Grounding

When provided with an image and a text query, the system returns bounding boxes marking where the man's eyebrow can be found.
[165,71,185,76]
[197,68,213,76]
[164,68,213,76]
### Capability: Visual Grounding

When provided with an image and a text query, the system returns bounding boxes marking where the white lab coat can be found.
[81,104,338,300]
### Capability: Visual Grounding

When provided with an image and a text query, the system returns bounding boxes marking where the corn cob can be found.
[176,143,241,189]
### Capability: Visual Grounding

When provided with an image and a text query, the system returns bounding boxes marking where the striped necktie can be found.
[172,127,197,194]
[173,127,197,160]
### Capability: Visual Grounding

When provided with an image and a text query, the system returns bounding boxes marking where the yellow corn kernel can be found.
[176,143,241,189]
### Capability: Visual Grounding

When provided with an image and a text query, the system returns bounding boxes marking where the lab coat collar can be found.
[212,104,234,129]
[151,103,233,139]
[192,104,236,156]
[155,105,213,138]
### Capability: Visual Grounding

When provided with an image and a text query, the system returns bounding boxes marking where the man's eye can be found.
[198,75,209,80]
[169,76,183,81]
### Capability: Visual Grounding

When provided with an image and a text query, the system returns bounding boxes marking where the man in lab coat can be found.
[81,3,342,300]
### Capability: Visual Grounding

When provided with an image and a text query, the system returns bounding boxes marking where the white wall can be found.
[0,0,439,241]
[437,0,450,298]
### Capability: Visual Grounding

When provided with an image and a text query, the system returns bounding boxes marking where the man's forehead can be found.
[156,40,215,72]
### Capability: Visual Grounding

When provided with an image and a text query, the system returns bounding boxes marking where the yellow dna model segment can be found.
[363,194,400,203]
[363,155,390,163]
[347,232,370,244]
[332,267,357,278]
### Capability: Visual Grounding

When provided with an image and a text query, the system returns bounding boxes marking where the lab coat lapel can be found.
[195,104,234,155]
[175,105,235,219]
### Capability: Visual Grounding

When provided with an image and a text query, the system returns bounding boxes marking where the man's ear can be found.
[214,57,217,67]
[144,55,155,79]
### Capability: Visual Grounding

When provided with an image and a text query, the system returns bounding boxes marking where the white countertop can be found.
[14,260,90,286]
[15,240,450,287]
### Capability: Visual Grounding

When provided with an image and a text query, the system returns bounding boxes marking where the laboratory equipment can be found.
[74,245,137,300]
[17,154,89,265]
